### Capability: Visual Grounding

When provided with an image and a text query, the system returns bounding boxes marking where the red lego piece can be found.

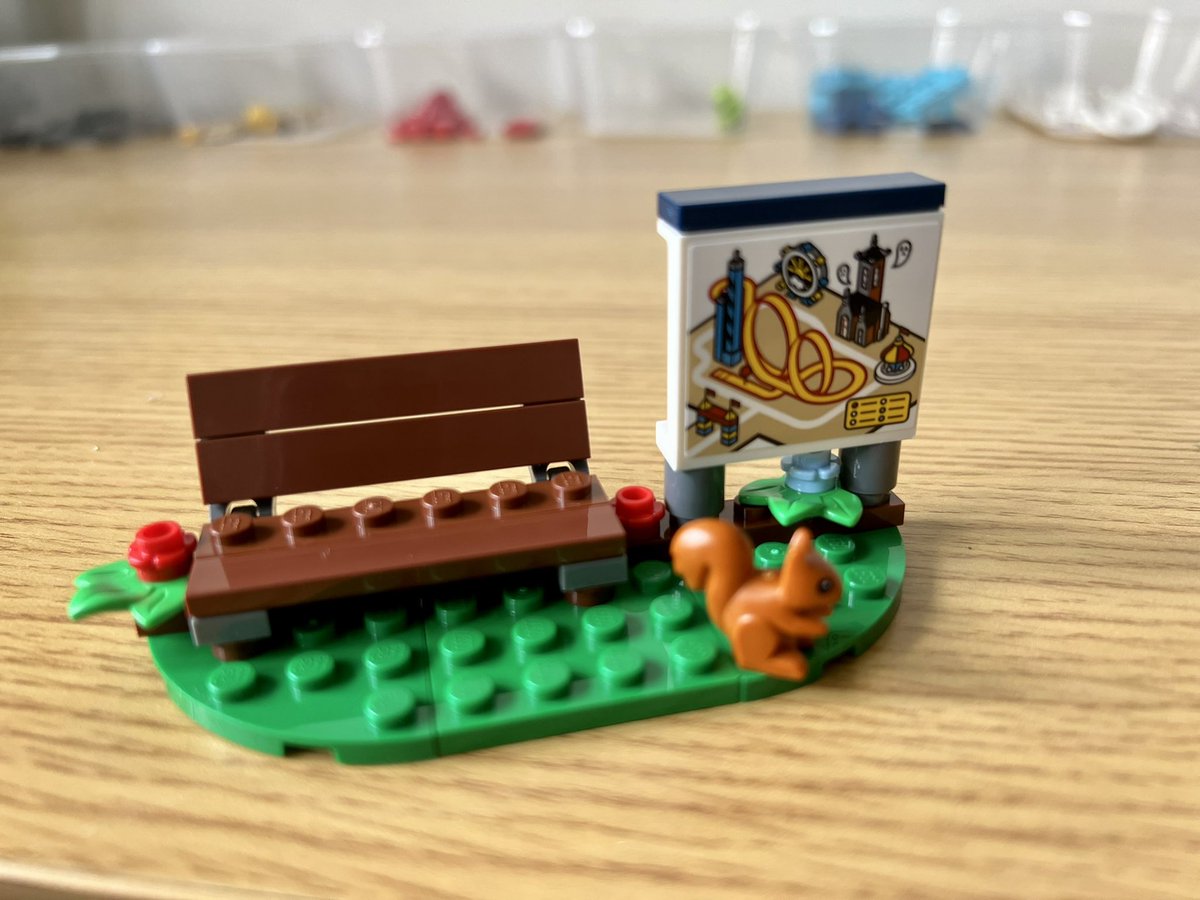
[614,485,666,542]
[503,118,543,140]
[127,521,196,582]
[388,91,480,143]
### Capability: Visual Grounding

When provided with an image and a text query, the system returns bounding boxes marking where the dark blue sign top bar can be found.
[657,173,946,233]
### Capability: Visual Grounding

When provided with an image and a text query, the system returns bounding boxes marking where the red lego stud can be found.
[127,521,197,582]
[503,118,543,140]
[614,485,666,541]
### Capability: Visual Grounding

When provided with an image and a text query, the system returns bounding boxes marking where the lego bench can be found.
[184,340,628,649]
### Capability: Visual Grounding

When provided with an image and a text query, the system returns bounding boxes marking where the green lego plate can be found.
[136,527,904,763]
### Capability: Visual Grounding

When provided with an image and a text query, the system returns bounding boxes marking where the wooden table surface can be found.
[1,119,1197,899]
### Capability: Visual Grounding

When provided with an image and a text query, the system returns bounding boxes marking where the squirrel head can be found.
[779,528,842,613]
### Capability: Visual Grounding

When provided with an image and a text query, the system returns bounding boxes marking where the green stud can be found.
[754,542,788,570]
[815,533,857,565]
[512,616,556,656]
[503,584,543,617]
[285,651,336,693]
[649,594,692,636]
[581,605,626,646]
[206,662,256,703]
[363,638,412,681]
[844,564,887,603]
[292,616,335,648]
[523,659,572,701]
[363,686,417,730]
[597,647,645,688]
[363,607,408,639]
[436,596,478,627]
[633,560,675,596]
[439,628,486,668]
[668,634,718,677]
[445,673,495,714]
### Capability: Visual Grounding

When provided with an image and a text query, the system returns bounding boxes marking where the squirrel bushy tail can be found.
[669,518,756,623]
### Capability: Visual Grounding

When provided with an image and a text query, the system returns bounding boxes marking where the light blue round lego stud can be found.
[781,451,841,494]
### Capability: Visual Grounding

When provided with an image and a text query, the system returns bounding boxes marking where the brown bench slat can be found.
[186,476,625,618]
[195,400,590,505]
[188,339,584,439]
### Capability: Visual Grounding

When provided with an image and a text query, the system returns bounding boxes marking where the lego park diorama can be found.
[69,172,945,764]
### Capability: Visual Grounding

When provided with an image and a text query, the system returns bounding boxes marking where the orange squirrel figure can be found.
[669,519,842,681]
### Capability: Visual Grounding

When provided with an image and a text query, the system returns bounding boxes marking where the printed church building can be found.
[836,233,892,347]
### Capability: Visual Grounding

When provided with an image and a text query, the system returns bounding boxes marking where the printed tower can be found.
[836,233,893,348]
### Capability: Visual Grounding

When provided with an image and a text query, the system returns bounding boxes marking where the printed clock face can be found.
[779,244,828,302]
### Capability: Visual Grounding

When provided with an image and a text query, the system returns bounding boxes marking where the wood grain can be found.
[1,119,1197,899]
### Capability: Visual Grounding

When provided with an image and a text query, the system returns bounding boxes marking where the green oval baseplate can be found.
[81,527,903,764]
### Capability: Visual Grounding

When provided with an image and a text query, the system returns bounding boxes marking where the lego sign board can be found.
[656,174,945,472]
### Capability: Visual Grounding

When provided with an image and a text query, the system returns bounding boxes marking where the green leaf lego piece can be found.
[766,494,823,526]
[131,580,188,630]
[736,477,781,505]
[136,527,904,763]
[821,488,864,528]
[68,561,154,621]
[738,479,865,528]
[69,560,188,629]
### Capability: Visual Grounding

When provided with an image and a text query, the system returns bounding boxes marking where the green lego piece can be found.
[97,528,902,763]
[149,599,439,763]
[423,575,744,756]
[69,560,187,631]
[740,527,904,700]
[737,477,864,528]
[712,83,746,134]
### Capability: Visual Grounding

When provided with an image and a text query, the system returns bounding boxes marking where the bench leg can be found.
[208,497,275,522]
[564,586,614,608]
[189,609,272,647]
[558,554,628,592]
[211,639,276,662]
[530,459,591,482]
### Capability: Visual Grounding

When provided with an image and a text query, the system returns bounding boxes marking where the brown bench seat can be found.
[186,473,625,618]
[183,339,627,652]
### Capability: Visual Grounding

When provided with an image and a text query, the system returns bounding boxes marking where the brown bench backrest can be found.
[187,340,590,508]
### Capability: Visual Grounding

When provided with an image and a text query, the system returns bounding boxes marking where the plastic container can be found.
[363,33,480,141]
[147,37,374,145]
[0,41,169,149]
[1006,8,1200,140]
[802,10,1008,133]
[567,15,760,137]
[1166,25,1200,137]
[364,29,563,141]
[470,30,566,138]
